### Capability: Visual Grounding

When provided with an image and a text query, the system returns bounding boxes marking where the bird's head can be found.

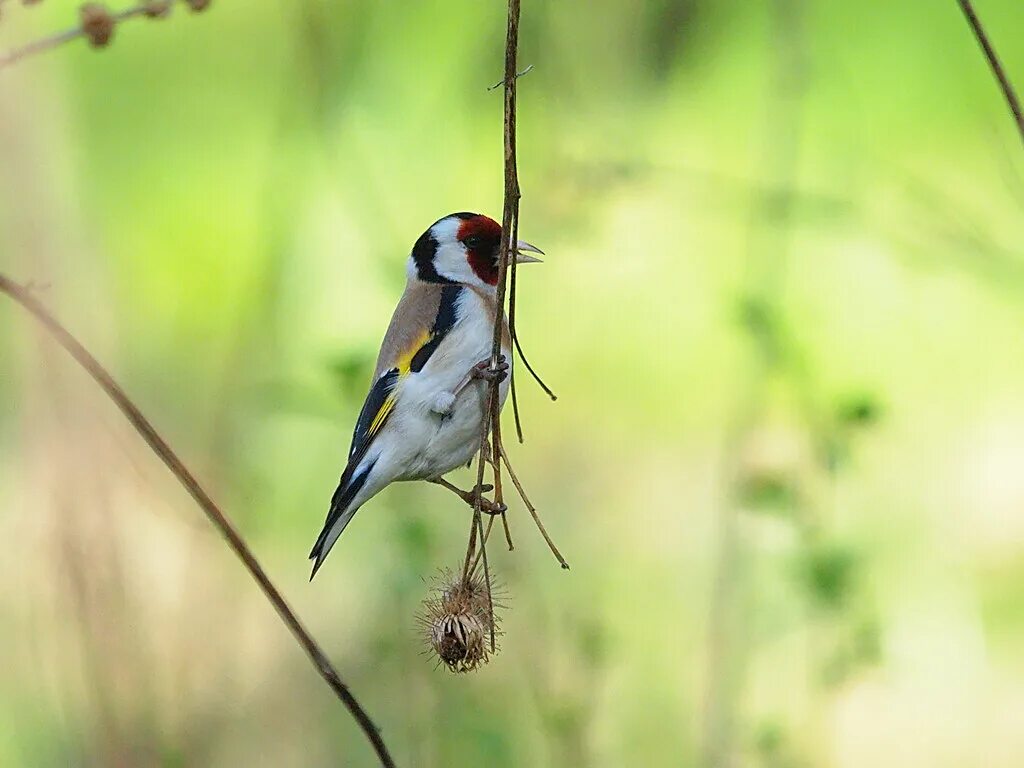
[408,212,543,290]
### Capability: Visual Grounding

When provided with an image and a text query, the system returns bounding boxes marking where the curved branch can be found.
[0,274,395,768]
[956,0,1024,145]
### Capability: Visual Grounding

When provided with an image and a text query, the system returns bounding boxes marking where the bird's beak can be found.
[515,240,544,264]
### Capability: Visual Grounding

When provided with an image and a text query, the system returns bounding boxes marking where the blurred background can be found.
[2,0,1024,765]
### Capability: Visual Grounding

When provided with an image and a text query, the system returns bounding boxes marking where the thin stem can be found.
[0,275,395,768]
[463,384,495,582]
[499,447,569,569]
[490,430,514,550]
[470,515,498,574]
[0,5,160,71]
[473,511,496,651]
[513,331,557,401]
[508,258,525,443]
[956,0,1024,145]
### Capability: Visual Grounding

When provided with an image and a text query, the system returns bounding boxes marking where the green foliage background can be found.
[2,1,1024,766]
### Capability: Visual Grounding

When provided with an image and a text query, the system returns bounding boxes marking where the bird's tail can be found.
[309,461,375,580]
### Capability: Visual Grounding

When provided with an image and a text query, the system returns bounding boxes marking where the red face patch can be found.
[457,215,503,285]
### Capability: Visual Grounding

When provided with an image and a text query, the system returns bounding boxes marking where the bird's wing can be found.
[309,283,466,577]
[347,282,463,465]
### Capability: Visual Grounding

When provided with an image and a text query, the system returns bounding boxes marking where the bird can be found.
[308,212,544,578]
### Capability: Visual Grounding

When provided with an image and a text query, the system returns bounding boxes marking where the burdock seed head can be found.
[419,569,502,673]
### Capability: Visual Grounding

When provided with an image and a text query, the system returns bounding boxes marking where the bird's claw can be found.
[477,496,508,516]
[470,355,509,384]
[457,484,505,515]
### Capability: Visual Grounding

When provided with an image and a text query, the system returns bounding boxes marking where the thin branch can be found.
[0,2,185,72]
[499,447,569,569]
[0,27,91,69]
[512,331,557,400]
[463,384,495,583]
[508,260,525,442]
[0,275,395,768]
[956,0,1024,145]
[462,0,567,584]
[474,510,496,651]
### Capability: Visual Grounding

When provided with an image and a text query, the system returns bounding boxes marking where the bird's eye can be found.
[463,235,483,249]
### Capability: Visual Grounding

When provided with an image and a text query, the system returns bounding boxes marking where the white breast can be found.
[385,289,510,481]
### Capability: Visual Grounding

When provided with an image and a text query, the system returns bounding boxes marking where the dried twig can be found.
[454,0,568,657]
[499,448,568,568]
[461,0,568,588]
[0,1,203,71]
[506,234,557,445]
[0,275,395,768]
[955,0,1024,145]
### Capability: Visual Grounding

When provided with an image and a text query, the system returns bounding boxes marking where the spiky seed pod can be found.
[79,3,115,48]
[419,570,501,673]
[433,611,487,671]
[185,0,211,11]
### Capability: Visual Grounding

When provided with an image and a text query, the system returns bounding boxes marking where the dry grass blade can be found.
[0,275,395,768]
[955,0,1024,145]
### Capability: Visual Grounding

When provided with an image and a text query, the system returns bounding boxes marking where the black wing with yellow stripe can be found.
[346,284,462,464]
[310,285,464,577]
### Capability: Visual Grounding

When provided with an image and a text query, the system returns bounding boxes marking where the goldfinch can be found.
[309,212,543,578]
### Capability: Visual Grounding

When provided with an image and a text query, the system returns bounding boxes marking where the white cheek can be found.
[434,244,475,284]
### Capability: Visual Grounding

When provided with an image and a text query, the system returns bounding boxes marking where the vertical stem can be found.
[465,0,522,596]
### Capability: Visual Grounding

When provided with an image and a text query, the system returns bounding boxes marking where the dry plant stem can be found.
[0,275,395,768]
[512,332,557,401]
[499,445,569,569]
[496,456,514,551]
[462,384,495,583]
[472,0,567,571]
[462,0,525,606]
[470,515,498,574]
[508,252,524,443]
[509,357,525,443]
[509,235,556,406]
[956,0,1024,145]
[0,5,158,70]
[487,369,514,553]
[474,510,496,651]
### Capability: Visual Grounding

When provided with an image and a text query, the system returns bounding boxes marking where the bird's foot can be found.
[430,478,507,515]
[470,354,509,384]
[469,487,507,516]
[457,483,506,515]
